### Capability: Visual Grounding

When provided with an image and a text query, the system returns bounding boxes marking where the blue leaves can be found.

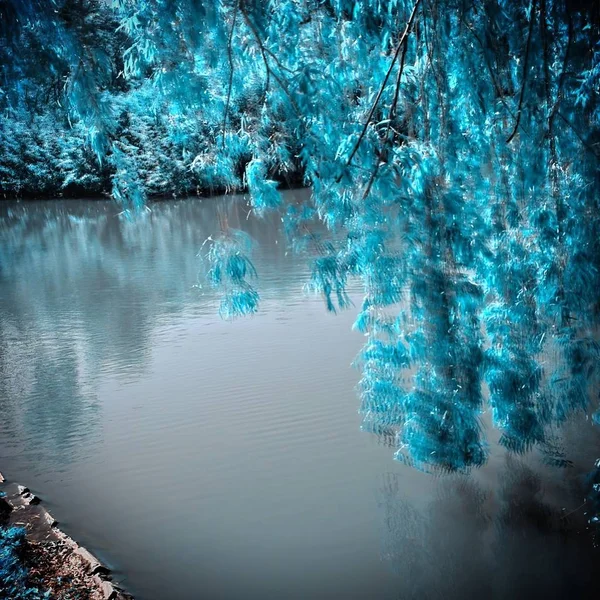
[245,158,282,215]
[0,526,46,599]
[219,288,260,319]
[205,228,260,319]
[359,338,410,372]
[110,146,147,213]
[209,251,257,286]
[306,243,352,313]
[397,382,488,473]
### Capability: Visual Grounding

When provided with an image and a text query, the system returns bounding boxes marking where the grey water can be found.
[0,193,598,600]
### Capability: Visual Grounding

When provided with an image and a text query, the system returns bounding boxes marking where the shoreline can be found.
[0,471,132,600]
[0,174,307,204]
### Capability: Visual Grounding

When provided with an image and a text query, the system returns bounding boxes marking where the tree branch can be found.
[361,21,413,201]
[336,0,422,182]
[506,0,537,144]
[557,111,599,157]
[460,15,518,123]
[239,3,303,116]
[221,0,240,149]
[547,13,572,139]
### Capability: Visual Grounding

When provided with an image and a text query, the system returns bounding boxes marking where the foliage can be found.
[205,228,260,319]
[0,526,46,599]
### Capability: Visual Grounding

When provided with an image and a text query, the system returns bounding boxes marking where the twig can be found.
[547,14,572,138]
[221,0,240,149]
[460,15,518,123]
[361,34,411,200]
[556,111,599,157]
[262,45,296,75]
[506,0,537,144]
[361,2,420,200]
[560,501,586,520]
[336,0,422,182]
[239,2,271,101]
[240,4,303,115]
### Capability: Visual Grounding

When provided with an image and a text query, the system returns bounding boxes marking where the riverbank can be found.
[0,167,306,203]
[0,471,132,600]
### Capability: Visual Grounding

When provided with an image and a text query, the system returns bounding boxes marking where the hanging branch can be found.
[557,111,599,157]
[545,8,572,250]
[239,2,303,117]
[547,14,572,139]
[240,4,271,99]
[460,15,518,123]
[506,0,537,144]
[361,14,415,201]
[221,0,240,149]
[336,0,422,182]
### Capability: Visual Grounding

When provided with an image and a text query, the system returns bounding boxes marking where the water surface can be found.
[0,195,598,599]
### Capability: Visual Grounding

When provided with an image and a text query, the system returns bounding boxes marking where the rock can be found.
[39,507,58,528]
[0,496,11,519]
[3,485,38,509]
[55,529,78,550]
[74,545,110,575]
[0,474,133,597]
[21,490,41,505]
[93,576,118,600]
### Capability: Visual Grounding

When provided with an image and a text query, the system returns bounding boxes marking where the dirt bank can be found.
[0,471,132,600]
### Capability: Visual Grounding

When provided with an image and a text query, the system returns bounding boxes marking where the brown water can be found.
[0,195,598,600]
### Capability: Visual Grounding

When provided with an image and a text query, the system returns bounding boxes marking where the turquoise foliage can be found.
[206,229,260,319]
[245,159,282,216]
[0,526,47,599]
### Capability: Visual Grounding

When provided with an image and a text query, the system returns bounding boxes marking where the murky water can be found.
[0,195,598,600]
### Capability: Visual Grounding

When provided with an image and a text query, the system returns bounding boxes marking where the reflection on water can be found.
[379,456,599,599]
[0,196,311,470]
[0,196,598,599]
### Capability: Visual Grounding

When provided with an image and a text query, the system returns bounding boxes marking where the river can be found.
[0,194,598,599]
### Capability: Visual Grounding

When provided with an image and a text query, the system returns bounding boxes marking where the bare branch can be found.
[239,3,302,117]
[506,0,537,144]
[221,0,240,149]
[336,0,422,182]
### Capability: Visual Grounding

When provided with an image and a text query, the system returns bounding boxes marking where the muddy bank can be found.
[0,471,132,600]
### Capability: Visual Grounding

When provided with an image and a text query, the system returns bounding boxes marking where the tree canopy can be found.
[1,0,600,530]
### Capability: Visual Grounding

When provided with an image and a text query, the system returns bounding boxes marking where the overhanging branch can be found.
[336,0,422,182]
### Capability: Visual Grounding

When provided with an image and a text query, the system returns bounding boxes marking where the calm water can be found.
[0,195,599,600]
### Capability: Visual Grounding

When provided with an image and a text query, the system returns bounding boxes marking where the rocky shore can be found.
[0,471,132,600]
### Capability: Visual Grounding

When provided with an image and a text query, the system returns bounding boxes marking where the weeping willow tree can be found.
[2,0,600,528]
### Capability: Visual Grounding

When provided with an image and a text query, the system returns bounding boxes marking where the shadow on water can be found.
[378,450,600,600]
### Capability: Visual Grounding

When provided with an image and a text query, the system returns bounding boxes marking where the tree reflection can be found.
[0,195,314,469]
[378,454,600,599]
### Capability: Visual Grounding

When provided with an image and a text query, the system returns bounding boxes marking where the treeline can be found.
[0,0,303,199]
[0,94,305,199]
